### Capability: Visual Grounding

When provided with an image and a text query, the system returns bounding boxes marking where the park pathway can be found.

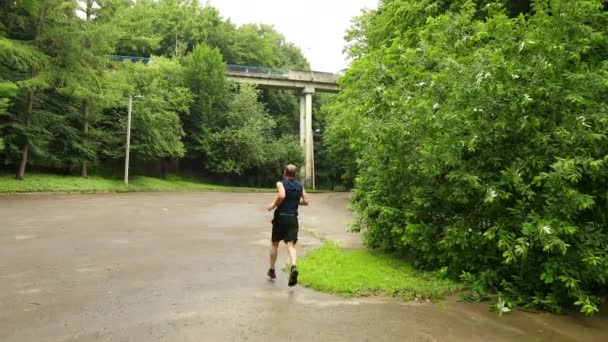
[0,192,606,341]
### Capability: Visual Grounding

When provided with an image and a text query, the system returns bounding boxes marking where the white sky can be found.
[207,0,379,73]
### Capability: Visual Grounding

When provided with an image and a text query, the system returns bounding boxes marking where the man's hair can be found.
[284,164,297,178]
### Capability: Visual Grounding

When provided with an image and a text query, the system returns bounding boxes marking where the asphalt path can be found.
[1,192,606,341]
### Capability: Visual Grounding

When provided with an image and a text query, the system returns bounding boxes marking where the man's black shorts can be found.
[272,214,298,243]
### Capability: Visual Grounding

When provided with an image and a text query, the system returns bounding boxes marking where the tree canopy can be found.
[0,0,310,184]
[325,0,608,314]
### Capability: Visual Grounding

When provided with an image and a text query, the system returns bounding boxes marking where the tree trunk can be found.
[160,158,166,178]
[16,5,43,180]
[16,144,29,180]
[81,100,90,178]
[16,90,35,180]
[86,0,93,20]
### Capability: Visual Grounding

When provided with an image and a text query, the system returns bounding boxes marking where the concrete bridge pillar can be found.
[301,87,315,189]
[299,96,305,147]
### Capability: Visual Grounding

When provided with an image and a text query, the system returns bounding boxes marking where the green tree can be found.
[0,0,312,186]
[260,89,299,137]
[55,0,122,177]
[125,57,192,161]
[109,0,162,56]
[182,43,229,161]
[0,81,19,152]
[328,0,608,314]
[206,84,275,174]
[229,24,309,69]
[0,0,71,179]
[153,0,226,57]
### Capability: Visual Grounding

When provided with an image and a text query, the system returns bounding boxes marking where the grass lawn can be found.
[0,173,272,193]
[297,242,460,300]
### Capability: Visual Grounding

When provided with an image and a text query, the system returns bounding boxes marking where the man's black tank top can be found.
[276,178,303,216]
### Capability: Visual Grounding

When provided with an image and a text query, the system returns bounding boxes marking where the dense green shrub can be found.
[326,0,608,314]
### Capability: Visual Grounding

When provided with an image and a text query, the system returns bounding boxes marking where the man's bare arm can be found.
[266,182,286,211]
[300,188,310,206]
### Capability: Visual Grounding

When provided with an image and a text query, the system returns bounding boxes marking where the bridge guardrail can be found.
[227,64,289,78]
[108,55,151,64]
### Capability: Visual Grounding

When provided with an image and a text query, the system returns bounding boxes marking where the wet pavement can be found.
[0,192,606,341]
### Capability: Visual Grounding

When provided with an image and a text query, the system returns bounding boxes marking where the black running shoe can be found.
[288,266,299,287]
[267,268,276,280]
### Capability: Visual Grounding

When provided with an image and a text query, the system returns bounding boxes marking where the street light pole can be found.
[124,95,132,185]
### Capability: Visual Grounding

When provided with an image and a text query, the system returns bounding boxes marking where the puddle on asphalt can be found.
[16,288,42,295]
[110,238,131,244]
[14,234,37,240]
[74,266,100,273]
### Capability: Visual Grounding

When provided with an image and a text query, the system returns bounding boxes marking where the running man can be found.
[266,164,310,286]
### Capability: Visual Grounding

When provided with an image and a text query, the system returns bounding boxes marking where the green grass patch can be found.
[0,173,273,193]
[297,242,460,300]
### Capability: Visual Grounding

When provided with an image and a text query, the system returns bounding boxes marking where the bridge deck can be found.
[226,65,340,93]
[107,56,340,93]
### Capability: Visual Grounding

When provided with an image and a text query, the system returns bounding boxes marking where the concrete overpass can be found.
[227,65,341,189]
[226,65,340,93]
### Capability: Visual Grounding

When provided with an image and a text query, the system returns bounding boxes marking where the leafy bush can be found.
[328,0,608,314]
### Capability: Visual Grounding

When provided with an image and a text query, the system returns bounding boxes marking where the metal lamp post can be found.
[124,95,133,185]
[124,95,142,185]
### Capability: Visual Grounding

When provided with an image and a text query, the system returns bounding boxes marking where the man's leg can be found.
[287,240,299,286]
[268,216,283,280]
[269,240,279,269]
[286,241,297,267]
[267,240,279,280]
[286,216,299,286]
